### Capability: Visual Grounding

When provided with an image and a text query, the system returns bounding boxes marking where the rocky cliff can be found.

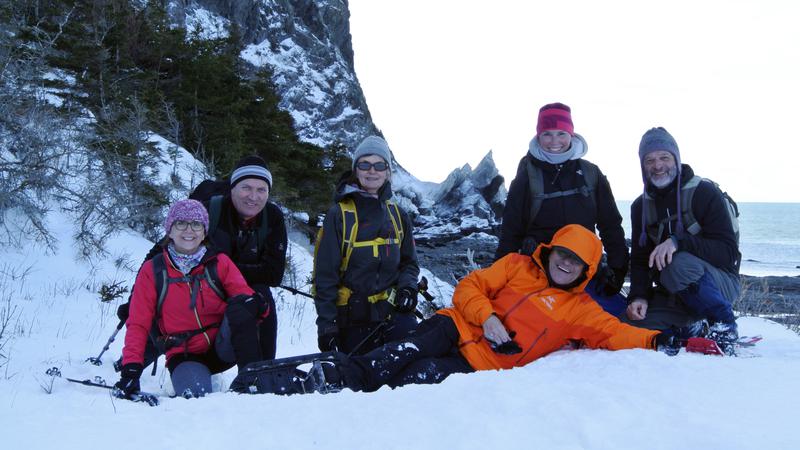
[168,0,377,148]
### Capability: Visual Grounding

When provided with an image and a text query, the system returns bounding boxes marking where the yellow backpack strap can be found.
[386,200,404,243]
[339,198,358,274]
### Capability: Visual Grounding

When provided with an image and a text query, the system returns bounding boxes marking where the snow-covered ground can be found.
[1,210,799,450]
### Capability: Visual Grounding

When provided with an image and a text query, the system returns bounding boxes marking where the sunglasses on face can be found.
[355,161,389,172]
[173,220,204,231]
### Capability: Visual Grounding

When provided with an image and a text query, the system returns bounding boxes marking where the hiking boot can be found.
[684,319,709,338]
[707,321,738,356]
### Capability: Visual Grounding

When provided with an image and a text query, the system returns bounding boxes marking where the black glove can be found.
[594,265,625,297]
[490,331,522,355]
[116,301,130,322]
[317,323,339,352]
[654,324,702,356]
[394,287,418,314]
[113,363,143,399]
[226,294,268,325]
[520,237,538,256]
[654,330,681,356]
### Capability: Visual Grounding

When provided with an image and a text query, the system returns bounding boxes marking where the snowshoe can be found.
[706,321,739,356]
[230,351,348,396]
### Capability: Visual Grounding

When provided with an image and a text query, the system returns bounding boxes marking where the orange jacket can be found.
[438,224,658,371]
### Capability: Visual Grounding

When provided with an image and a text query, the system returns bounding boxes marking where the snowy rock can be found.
[167,0,376,149]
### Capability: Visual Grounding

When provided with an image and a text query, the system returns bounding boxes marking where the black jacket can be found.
[313,176,419,333]
[629,164,740,300]
[144,196,287,288]
[495,154,629,272]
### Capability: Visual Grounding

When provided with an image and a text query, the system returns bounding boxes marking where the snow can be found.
[184,7,230,40]
[1,210,799,450]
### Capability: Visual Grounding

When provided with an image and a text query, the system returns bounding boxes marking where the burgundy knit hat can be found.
[536,103,574,136]
[164,199,209,234]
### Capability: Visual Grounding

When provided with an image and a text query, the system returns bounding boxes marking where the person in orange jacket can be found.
[335,224,673,392]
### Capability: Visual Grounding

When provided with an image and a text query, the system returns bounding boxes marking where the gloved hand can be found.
[594,265,626,297]
[317,324,339,352]
[116,301,130,322]
[654,324,703,356]
[654,330,682,356]
[394,287,418,313]
[113,363,143,399]
[226,293,268,325]
[520,236,538,256]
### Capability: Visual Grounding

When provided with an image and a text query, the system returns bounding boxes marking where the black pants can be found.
[254,285,278,360]
[338,311,419,355]
[347,315,474,392]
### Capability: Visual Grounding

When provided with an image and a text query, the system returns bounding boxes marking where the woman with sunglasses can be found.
[114,199,270,400]
[313,136,420,355]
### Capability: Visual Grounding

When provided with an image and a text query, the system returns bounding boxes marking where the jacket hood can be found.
[532,224,602,292]
[334,170,394,202]
[528,133,588,164]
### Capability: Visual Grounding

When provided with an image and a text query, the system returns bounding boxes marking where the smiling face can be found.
[231,178,270,219]
[168,221,206,254]
[355,154,390,194]
[537,130,572,154]
[547,247,587,287]
[643,150,678,188]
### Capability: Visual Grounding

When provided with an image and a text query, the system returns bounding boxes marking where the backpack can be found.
[311,197,405,304]
[146,252,228,360]
[190,179,271,250]
[524,158,600,231]
[643,176,740,245]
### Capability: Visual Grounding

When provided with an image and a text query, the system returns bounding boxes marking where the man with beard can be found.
[624,127,741,355]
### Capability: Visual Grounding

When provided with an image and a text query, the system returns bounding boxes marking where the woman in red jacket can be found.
[114,199,268,399]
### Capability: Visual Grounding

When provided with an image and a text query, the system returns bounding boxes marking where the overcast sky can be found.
[348,0,800,202]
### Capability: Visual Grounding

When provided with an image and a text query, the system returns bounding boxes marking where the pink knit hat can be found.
[536,103,574,136]
[164,199,209,233]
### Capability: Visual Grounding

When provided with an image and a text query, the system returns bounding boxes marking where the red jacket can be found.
[439,224,658,371]
[122,249,253,365]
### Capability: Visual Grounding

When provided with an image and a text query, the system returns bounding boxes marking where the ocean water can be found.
[616,201,800,277]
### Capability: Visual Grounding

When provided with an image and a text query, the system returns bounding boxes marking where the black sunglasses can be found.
[355,161,389,172]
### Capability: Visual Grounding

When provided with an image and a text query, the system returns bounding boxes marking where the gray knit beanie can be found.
[637,127,684,246]
[352,136,393,170]
[639,127,680,166]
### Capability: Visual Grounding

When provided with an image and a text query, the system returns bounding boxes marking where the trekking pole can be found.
[45,367,160,406]
[279,284,314,299]
[347,319,389,358]
[86,318,125,366]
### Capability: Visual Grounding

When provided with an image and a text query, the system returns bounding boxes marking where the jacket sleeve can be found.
[312,205,344,333]
[629,197,654,300]
[261,203,288,286]
[216,253,255,298]
[452,255,517,327]
[593,169,629,275]
[396,209,420,291]
[495,159,529,260]
[568,297,659,350]
[121,260,158,366]
[674,182,740,271]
